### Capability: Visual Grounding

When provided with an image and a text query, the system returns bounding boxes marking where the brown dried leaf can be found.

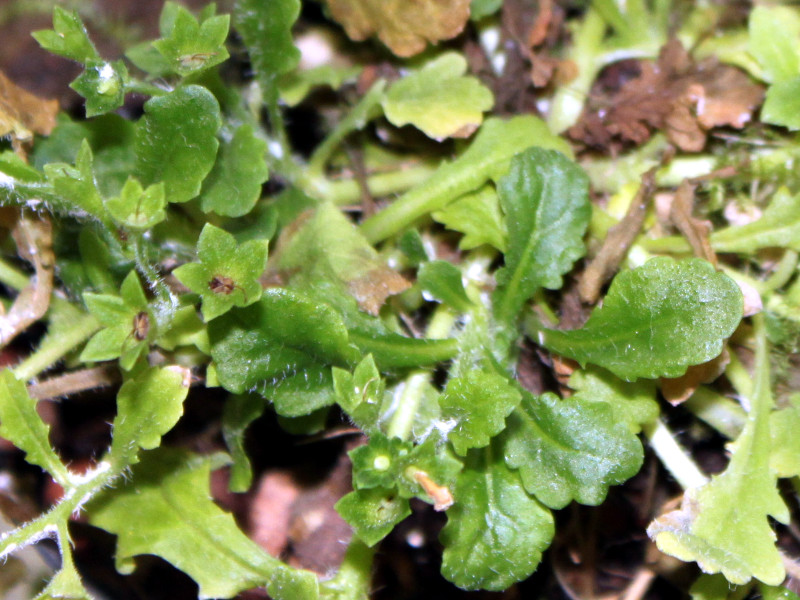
[348,267,411,316]
[669,180,717,267]
[0,212,54,349]
[659,350,730,406]
[325,0,470,57]
[0,70,58,147]
[569,39,763,152]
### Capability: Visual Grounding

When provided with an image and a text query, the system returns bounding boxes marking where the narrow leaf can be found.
[712,188,800,253]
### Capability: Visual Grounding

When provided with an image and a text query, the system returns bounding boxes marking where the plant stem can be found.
[643,419,709,490]
[0,258,29,291]
[12,309,99,381]
[763,250,798,293]
[683,386,747,440]
[318,164,437,206]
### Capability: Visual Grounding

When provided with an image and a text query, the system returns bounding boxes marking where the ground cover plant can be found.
[2,0,800,598]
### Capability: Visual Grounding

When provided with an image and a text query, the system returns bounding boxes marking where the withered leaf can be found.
[569,39,763,152]
[660,350,729,406]
[324,0,470,57]
[669,180,717,267]
[0,70,59,147]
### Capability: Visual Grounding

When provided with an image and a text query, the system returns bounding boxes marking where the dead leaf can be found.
[660,350,730,406]
[569,39,763,152]
[0,211,54,349]
[325,0,470,57]
[0,70,58,152]
[669,180,718,267]
[348,267,411,315]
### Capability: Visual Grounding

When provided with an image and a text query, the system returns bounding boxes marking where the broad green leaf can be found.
[0,371,69,485]
[200,124,269,217]
[440,442,554,591]
[152,3,230,76]
[568,366,659,433]
[748,6,800,84]
[493,147,591,326]
[431,186,506,251]
[360,115,573,243]
[382,52,493,140]
[109,367,189,467]
[173,223,268,320]
[713,188,800,253]
[324,0,470,57]
[222,393,268,492]
[417,260,472,313]
[105,177,166,229]
[503,391,643,509]
[769,395,800,478]
[126,41,173,78]
[70,60,128,117]
[648,321,788,586]
[233,0,301,100]
[89,449,280,599]
[134,86,221,203]
[689,574,731,600]
[32,7,99,63]
[208,288,358,394]
[43,140,105,221]
[440,370,521,455]
[540,258,743,381]
[335,487,411,546]
[761,78,800,130]
[269,367,337,417]
[350,433,412,489]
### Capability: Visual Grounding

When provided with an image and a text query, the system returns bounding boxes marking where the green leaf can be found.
[279,65,361,107]
[269,367,337,417]
[417,260,472,313]
[32,7,100,63]
[335,487,411,546]
[173,223,268,320]
[105,177,166,229]
[89,449,280,599]
[134,85,221,203]
[648,320,788,586]
[233,0,301,101]
[70,60,128,117]
[470,0,503,20]
[43,140,105,221]
[222,393,268,492]
[0,371,69,485]
[713,188,800,253]
[267,565,320,600]
[689,574,731,600]
[440,370,521,455]
[761,77,800,130]
[493,147,591,326]
[35,566,93,600]
[395,435,463,505]
[503,391,643,509]
[332,355,385,433]
[350,433,412,489]
[431,185,507,251]
[382,52,494,140]
[440,442,554,591]
[540,258,743,381]
[360,115,573,243]
[769,395,800,478]
[567,366,659,433]
[152,3,230,76]
[208,288,358,394]
[761,584,800,600]
[748,6,800,84]
[199,124,269,217]
[109,367,189,467]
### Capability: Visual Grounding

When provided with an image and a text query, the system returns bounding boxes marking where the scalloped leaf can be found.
[336,487,411,546]
[540,258,743,381]
[503,391,643,509]
[32,7,99,63]
[440,442,554,591]
[493,147,591,327]
[89,449,283,599]
[134,85,221,203]
[382,52,493,140]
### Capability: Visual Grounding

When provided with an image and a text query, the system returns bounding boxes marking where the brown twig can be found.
[27,365,120,401]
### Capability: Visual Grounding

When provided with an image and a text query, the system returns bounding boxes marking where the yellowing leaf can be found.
[324,0,471,57]
[383,53,494,140]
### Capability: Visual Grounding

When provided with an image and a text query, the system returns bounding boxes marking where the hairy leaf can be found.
[382,52,493,140]
[336,487,411,546]
[504,391,643,509]
[540,258,743,380]
[493,147,591,326]
[440,442,554,591]
[134,86,221,203]
[89,449,282,599]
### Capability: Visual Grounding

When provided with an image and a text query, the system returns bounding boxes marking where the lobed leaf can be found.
[335,487,411,546]
[70,60,128,118]
[32,7,100,63]
[540,258,743,381]
[440,442,554,591]
[503,391,643,509]
[431,186,506,251]
[152,3,230,76]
